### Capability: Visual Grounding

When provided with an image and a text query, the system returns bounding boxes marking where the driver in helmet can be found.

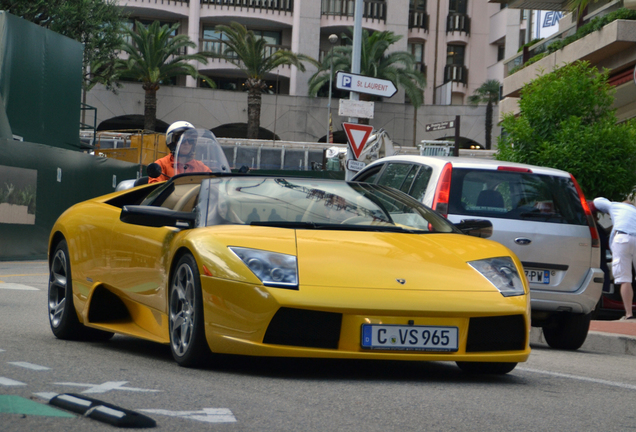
[149,121,212,183]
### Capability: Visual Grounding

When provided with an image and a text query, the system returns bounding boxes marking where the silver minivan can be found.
[353,156,604,350]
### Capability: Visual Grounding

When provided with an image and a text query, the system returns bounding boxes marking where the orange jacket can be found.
[148,154,211,183]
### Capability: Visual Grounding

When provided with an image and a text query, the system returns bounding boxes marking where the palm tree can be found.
[119,20,208,131]
[308,29,426,110]
[205,22,317,139]
[568,0,598,28]
[467,79,501,150]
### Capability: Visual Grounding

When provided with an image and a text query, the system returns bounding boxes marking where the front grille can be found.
[263,307,342,349]
[466,315,526,352]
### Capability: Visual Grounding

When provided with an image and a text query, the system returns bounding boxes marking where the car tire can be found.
[169,253,212,367]
[456,362,518,375]
[542,312,592,350]
[48,240,114,341]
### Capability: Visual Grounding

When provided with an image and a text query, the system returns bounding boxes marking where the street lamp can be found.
[326,33,338,144]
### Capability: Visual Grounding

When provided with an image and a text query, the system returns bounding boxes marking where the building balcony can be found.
[409,10,429,31]
[488,0,569,12]
[118,0,190,18]
[199,40,293,77]
[446,13,470,34]
[502,19,636,100]
[200,0,293,13]
[321,0,386,22]
[444,64,468,84]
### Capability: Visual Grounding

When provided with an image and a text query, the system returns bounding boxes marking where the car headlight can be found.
[229,247,298,289]
[468,257,525,297]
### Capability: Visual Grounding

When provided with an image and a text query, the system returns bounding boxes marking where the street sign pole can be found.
[454,115,461,157]
[345,0,363,181]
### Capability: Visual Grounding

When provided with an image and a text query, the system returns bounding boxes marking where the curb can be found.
[530,328,636,356]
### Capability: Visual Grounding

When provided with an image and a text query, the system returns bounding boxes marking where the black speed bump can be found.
[49,393,156,428]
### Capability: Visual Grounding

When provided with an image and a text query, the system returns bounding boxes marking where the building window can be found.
[408,42,424,63]
[410,0,426,11]
[129,19,178,36]
[447,44,465,65]
[408,42,425,74]
[203,27,282,56]
[497,44,505,62]
[449,0,467,14]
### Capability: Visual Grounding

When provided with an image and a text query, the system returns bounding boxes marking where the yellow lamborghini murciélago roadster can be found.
[48,131,530,374]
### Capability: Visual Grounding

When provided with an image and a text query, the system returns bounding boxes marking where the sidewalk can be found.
[530,320,636,355]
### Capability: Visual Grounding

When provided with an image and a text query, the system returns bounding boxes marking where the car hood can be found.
[296,231,513,291]
[189,227,517,292]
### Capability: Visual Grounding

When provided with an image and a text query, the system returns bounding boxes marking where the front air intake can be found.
[263,307,342,349]
[466,315,526,352]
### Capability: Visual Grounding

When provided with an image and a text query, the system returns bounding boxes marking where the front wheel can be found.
[456,362,518,375]
[542,312,591,350]
[48,240,113,341]
[169,254,211,367]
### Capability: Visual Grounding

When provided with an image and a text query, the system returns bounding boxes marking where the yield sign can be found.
[342,122,374,160]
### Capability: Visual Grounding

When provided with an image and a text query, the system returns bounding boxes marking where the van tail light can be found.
[432,163,452,217]
[570,174,600,248]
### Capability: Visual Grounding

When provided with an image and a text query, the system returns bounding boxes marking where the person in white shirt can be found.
[593,197,636,320]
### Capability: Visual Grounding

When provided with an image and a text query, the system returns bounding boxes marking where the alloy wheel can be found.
[48,249,68,328]
[170,262,196,357]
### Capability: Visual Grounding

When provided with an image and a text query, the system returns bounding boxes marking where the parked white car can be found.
[353,156,604,350]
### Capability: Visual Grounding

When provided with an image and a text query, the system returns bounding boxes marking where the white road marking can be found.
[53,381,161,394]
[0,283,39,290]
[8,361,50,371]
[519,367,636,390]
[140,408,237,423]
[0,377,27,386]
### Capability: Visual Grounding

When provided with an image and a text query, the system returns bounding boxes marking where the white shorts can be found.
[611,233,636,284]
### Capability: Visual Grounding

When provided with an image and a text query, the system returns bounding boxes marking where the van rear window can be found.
[448,168,587,225]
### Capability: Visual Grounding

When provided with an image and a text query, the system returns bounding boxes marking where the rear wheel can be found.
[48,240,113,341]
[542,312,591,350]
[456,362,518,375]
[169,253,211,367]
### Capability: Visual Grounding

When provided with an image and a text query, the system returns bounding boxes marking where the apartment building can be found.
[87,0,536,148]
[498,0,636,123]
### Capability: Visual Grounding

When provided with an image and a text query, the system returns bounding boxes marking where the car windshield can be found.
[174,128,231,175]
[448,168,587,225]
[198,177,458,233]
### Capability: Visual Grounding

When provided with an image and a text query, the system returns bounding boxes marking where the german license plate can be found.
[361,324,458,352]
[525,269,550,284]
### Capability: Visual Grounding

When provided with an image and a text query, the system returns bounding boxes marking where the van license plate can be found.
[525,269,550,284]
[361,324,458,351]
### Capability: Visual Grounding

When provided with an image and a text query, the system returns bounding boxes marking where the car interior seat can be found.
[476,189,505,208]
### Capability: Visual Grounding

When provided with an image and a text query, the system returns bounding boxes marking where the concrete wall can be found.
[87,82,499,149]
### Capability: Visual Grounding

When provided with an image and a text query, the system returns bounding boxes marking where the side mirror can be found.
[120,205,196,229]
[454,219,493,238]
[147,163,163,179]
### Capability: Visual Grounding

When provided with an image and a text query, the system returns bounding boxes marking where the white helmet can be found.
[166,121,195,152]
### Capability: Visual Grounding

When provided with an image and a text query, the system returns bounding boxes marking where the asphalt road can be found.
[1,261,635,431]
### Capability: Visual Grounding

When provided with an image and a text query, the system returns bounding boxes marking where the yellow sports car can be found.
[47,130,529,374]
